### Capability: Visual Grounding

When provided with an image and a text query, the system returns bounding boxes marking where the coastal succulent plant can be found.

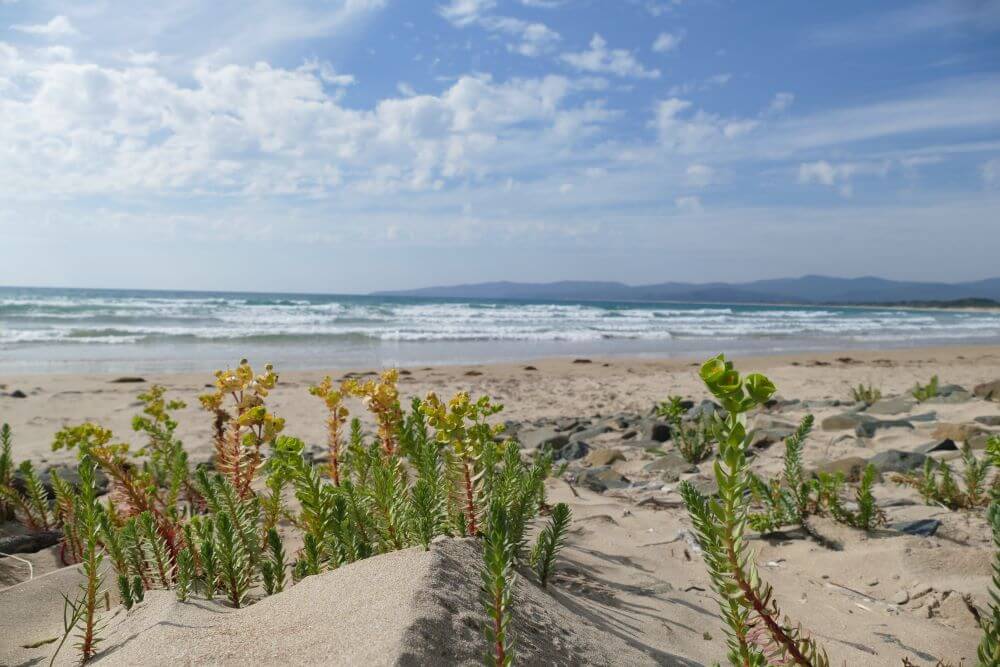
[850,383,881,406]
[911,375,940,402]
[680,355,828,666]
[309,376,350,484]
[892,444,992,510]
[0,423,14,521]
[481,496,517,667]
[531,502,571,588]
[658,396,715,464]
[978,435,1000,664]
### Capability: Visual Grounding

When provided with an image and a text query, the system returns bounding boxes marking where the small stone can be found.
[867,450,928,474]
[867,579,879,587]
[931,423,988,442]
[866,396,916,415]
[974,415,1000,427]
[973,379,1000,401]
[576,466,629,492]
[890,519,941,537]
[110,376,146,383]
[892,590,909,605]
[8,389,27,398]
[811,457,869,483]
[584,448,625,467]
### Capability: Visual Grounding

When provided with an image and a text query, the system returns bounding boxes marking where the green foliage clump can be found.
[850,383,881,405]
[680,355,828,666]
[657,395,714,463]
[0,423,14,521]
[911,375,939,402]
[749,415,885,533]
[893,443,992,510]
[481,497,517,667]
[977,436,1000,664]
[531,502,571,588]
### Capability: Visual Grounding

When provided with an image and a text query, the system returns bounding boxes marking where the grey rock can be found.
[907,412,938,423]
[568,424,612,443]
[866,396,916,415]
[974,415,1000,427]
[749,427,794,450]
[685,474,719,497]
[855,418,914,439]
[974,379,1000,401]
[556,440,590,462]
[821,412,870,431]
[914,439,958,454]
[890,519,941,537]
[893,590,910,605]
[639,418,672,443]
[686,400,724,421]
[7,389,27,398]
[110,376,146,384]
[924,391,972,405]
[576,466,630,493]
[0,530,62,555]
[642,452,697,482]
[751,416,798,432]
[868,449,928,474]
[937,383,969,396]
[584,448,625,467]
[969,434,993,450]
[518,427,570,451]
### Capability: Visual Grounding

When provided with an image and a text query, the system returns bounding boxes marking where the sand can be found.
[2,344,999,665]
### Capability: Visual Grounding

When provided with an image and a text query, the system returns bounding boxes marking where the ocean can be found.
[2,286,1000,374]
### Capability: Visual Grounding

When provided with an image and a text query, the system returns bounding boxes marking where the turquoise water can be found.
[2,286,999,373]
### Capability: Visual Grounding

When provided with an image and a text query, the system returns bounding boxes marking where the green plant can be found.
[481,497,517,666]
[261,527,287,595]
[215,511,251,607]
[658,396,715,464]
[309,376,349,484]
[175,546,195,601]
[0,458,53,531]
[911,375,939,402]
[893,445,992,510]
[850,383,881,405]
[531,502,571,588]
[0,423,14,521]
[977,436,1000,664]
[680,355,828,666]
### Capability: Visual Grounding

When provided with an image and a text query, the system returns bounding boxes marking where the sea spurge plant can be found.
[343,369,403,457]
[410,422,448,550]
[850,383,881,406]
[138,510,172,588]
[261,527,287,595]
[911,375,940,402]
[481,497,517,667]
[215,511,251,607]
[0,423,14,521]
[893,446,992,510]
[66,455,106,663]
[531,502,571,588]
[175,546,195,602]
[422,391,505,536]
[0,459,53,531]
[199,360,284,498]
[132,384,187,487]
[680,355,828,666]
[309,376,350,484]
[977,436,1000,664]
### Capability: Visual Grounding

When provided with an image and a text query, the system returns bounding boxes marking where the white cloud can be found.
[667,73,730,96]
[768,92,794,113]
[652,31,684,53]
[438,0,496,27]
[654,98,758,152]
[439,0,560,57]
[11,14,78,38]
[675,195,703,213]
[983,159,1000,187]
[0,44,613,200]
[685,164,715,186]
[518,0,565,7]
[560,34,660,79]
[797,160,890,197]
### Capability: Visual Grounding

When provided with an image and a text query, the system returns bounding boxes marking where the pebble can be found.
[892,590,909,605]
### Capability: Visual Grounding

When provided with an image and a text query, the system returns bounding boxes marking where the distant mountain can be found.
[373,275,1000,305]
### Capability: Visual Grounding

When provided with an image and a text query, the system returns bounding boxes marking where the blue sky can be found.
[1,0,998,293]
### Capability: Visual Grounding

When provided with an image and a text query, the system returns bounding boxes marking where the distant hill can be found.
[373,275,1000,305]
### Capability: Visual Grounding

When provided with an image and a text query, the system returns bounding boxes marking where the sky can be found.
[1,0,999,294]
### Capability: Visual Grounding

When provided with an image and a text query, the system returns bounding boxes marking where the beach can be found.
[2,344,999,664]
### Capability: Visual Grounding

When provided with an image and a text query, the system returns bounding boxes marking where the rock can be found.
[931,423,987,442]
[751,416,798,432]
[892,590,910,605]
[576,466,629,492]
[568,424,612,443]
[639,419,671,443]
[0,530,62,554]
[868,450,928,474]
[854,417,914,438]
[642,452,697,482]
[924,391,972,405]
[914,439,958,454]
[811,457,869,483]
[890,518,941,537]
[749,428,794,450]
[685,474,719,497]
[974,379,1000,401]
[974,415,1000,427]
[14,463,109,497]
[584,448,625,467]
[110,376,146,383]
[821,412,869,431]
[572,358,592,364]
[555,441,590,462]
[907,412,938,423]
[517,427,570,451]
[866,396,917,415]
[553,418,582,432]
[686,400,724,421]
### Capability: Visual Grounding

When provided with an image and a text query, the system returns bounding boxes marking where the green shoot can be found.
[911,375,939,402]
[531,502,571,588]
